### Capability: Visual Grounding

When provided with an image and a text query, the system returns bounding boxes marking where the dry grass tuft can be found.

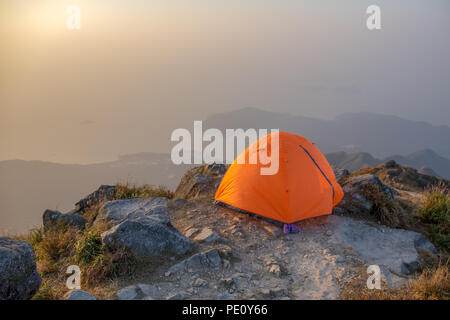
[341,262,450,300]
[115,182,174,200]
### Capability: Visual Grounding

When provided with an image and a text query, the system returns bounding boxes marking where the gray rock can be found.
[215,244,233,258]
[43,209,87,230]
[379,265,409,289]
[217,292,235,300]
[0,237,41,300]
[193,228,221,243]
[327,215,437,275]
[96,197,169,226]
[137,284,159,297]
[167,292,185,300]
[102,215,194,256]
[65,290,96,300]
[116,285,138,300]
[270,287,288,298]
[168,249,222,274]
[352,193,373,211]
[333,167,350,181]
[174,168,215,199]
[172,198,187,208]
[193,278,208,287]
[193,174,211,184]
[347,174,394,199]
[73,185,116,214]
[221,273,248,290]
[207,163,228,175]
[269,264,281,277]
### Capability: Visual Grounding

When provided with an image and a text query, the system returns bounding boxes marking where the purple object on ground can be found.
[283,223,299,234]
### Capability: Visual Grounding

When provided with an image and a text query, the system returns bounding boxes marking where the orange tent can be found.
[215,132,343,223]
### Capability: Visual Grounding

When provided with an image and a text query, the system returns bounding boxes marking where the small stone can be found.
[116,285,138,300]
[215,244,233,257]
[194,278,208,287]
[260,288,271,298]
[185,228,199,238]
[137,284,158,297]
[172,198,187,208]
[263,225,282,239]
[218,292,235,300]
[65,290,96,300]
[194,228,221,243]
[167,292,185,300]
[269,264,281,277]
[168,249,222,274]
[220,277,235,287]
[270,287,288,297]
[223,259,231,270]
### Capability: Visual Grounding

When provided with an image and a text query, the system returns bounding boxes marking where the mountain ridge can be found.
[205,108,450,159]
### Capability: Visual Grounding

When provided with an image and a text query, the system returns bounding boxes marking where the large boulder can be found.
[0,237,41,300]
[73,185,116,214]
[43,209,87,231]
[96,197,168,227]
[101,215,194,256]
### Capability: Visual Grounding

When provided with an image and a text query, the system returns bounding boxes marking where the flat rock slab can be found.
[97,197,169,226]
[325,215,437,275]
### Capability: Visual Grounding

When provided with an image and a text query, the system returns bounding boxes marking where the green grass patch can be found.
[420,183,450,251]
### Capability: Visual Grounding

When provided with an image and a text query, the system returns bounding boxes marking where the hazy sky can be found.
[1,0,449,163]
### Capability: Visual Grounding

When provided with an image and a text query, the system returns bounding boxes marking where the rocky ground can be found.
[0,162,447,300]
[103,197,436,300]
